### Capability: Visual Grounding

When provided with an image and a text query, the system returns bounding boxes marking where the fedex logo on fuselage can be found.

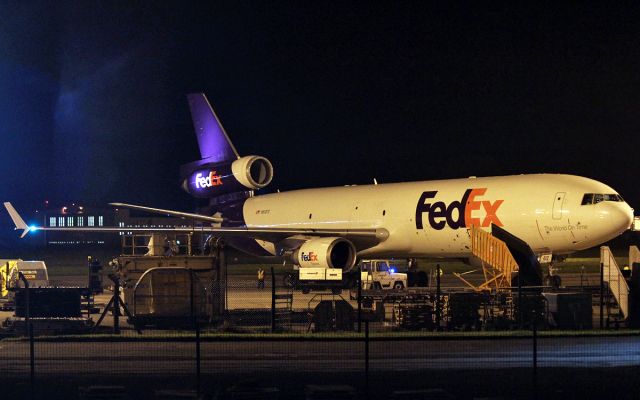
[301,252,318,262]
[195,171,223,189]
[415,188,504,230]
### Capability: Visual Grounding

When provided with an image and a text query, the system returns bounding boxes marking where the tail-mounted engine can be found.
[292,237,357,272]
[181,155,273,198]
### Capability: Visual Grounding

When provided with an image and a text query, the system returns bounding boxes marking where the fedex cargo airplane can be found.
[4,94,636,272]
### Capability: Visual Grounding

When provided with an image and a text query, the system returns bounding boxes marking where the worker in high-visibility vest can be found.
[257,267,265,289]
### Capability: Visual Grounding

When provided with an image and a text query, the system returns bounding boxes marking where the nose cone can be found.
[599,202,634,235]
[594,201,633,244]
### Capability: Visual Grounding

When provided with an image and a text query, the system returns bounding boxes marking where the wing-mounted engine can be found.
[181,155,274,199]
[292,237,357,272]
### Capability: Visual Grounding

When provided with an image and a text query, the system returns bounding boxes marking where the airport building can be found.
[39,203,189,247]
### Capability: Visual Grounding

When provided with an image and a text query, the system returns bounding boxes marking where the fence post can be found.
[532,309,538,400]
[364,320,369,394]
[600,262,604,329]
[357,275,362,333]
[189,270,201,396]
[18,272,34,399]
[196,317,201,397]
[518,272,523,329]
[435,264,441,330]
[271,267,276,333]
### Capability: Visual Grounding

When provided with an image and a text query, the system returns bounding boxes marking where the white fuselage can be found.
[243,174,634,258]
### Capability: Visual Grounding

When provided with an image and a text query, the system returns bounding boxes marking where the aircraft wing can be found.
[4,202,387,249]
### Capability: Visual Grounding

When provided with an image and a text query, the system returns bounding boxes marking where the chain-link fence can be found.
[2,266,640,399]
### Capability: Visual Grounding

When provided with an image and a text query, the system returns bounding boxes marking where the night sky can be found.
[1,3,639,242]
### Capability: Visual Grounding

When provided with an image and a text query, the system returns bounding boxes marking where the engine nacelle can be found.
[294,237,357,272]
[231,155,273,190]
[181,155,273,198]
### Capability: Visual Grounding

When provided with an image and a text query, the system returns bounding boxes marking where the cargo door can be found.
[552,192,566,220]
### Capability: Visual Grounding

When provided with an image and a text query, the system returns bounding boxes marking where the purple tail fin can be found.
[187,93,239,162]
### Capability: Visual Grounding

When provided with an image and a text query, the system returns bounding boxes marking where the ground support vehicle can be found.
[0,260,49,311]
[360,260,408,290]
[291,259,423,294]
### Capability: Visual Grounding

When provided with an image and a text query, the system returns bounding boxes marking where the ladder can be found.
[454,226,519,292]
[600,246,629,320]
[630,245,640,266]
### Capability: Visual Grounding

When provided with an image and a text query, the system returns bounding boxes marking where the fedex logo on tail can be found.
[195,171,223,189]
[415,188,504,230]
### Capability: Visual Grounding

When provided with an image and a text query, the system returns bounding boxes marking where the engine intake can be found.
[294,237,357,272]
[231,155,273,189]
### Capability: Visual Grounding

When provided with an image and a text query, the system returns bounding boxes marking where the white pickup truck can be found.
[360,259,408,290]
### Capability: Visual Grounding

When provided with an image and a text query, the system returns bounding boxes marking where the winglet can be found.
[3,202,30,238]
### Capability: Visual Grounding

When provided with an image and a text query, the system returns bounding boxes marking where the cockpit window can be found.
[605,194,623,202]
[581,193,623,205]
[581,194,594,205]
